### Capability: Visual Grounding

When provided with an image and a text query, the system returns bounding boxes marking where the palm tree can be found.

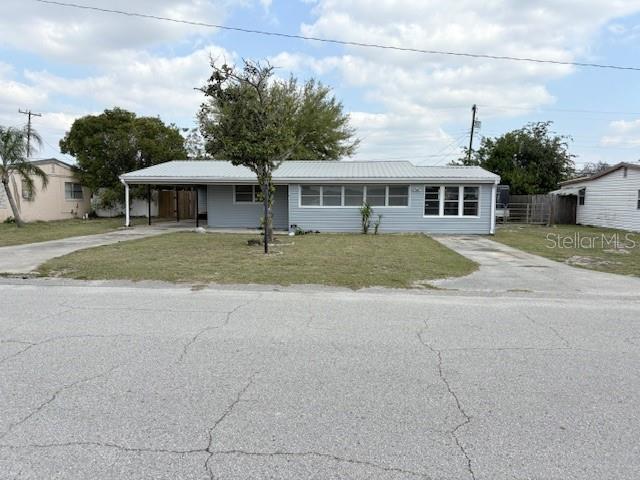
[0,125,48,227]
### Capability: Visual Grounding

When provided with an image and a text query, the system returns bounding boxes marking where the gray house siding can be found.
[288,184,493,234]
[206,184,289,229]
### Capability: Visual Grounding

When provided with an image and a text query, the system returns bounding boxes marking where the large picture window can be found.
[64,182,83,200]
[234,185,259,203]
[424,185,481,217]
[300,185,409,207]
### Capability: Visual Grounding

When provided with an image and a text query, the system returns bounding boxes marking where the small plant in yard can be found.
[373,214,382,235]
[360,202,372,234]
[3,216,16,224]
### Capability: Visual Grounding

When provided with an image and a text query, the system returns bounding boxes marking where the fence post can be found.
[526,203,530,224]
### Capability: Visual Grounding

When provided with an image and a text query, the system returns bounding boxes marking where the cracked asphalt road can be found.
[1,279,639,479]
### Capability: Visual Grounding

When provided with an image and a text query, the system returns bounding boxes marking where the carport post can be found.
[147,185,151,226]
[123,181,130,227]
[195,186,199,228]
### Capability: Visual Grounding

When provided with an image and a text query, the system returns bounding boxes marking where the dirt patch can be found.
[566,255,622,268]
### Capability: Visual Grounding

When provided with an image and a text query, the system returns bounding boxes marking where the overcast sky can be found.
[1,0,640,166]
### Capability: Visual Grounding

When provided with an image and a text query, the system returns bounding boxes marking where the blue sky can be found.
[1,0,640,168]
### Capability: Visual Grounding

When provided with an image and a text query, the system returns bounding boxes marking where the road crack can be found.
[525,313,571,348]
[417,320,476,480]
[177,300,256,363]
[0,364,121,440]
[209,449,430,478]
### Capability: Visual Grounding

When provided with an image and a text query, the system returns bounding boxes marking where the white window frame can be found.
[423,185,481,218]
[64,182,83,201]
[578,188,586,206]
[298,185,410,208]
[462,186,480,217]
[233,184,260,204]
[423,185,442,217]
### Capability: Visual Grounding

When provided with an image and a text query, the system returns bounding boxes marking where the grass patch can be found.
[39,232,477,289]
[494,224,640,277]
[0,218,127,247]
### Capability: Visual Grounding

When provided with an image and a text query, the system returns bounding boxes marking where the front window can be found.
[424,186,440,216]
[578,188,586,206]
[344,185,364,206]
[64,182,83,200]
[22,180,33,201]
[300,185,409,207]
[443,186,459,216]
[463,187,479,216]
[365,185,386,206]
[637,190,640,210]
[388,185,409,206]
[322,185,342,206]
[234,185,258,203]
[300,185,321,206]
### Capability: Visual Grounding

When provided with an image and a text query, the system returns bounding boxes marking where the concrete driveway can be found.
[432,235,640,296]
[1,279,639,479]
[0,223,192,274]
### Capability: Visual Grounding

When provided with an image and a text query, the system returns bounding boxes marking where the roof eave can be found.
[120,176,499,184]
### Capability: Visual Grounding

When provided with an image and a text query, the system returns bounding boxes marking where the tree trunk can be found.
[1,177,24,227]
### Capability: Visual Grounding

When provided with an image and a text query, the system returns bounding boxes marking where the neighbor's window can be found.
[424,186,440,216]
[21,180,33,201]
[64,182,83,200]
[443,186,460,216]
[387,185,409,206]
[300,185,321,206]
[637,190,640,210]
[578,188,586,206]
[344,185,364,206]
[463,186,479,216]
[234,185,259,203]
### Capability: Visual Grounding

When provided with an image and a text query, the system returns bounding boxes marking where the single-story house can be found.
[552,162,640,232]
[120,160,500,234]
[0,158,91,222]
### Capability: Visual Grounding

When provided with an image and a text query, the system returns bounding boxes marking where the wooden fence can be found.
[499,194,576,225]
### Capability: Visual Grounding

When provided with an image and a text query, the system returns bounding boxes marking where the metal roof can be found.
[121,160,499,184]
[559,162,640,186]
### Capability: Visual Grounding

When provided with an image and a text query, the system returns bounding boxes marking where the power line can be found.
[480,105,640,116]
[35,0,640,72]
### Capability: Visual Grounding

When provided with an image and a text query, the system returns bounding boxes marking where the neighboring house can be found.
[120,160,500,234]
[0,158,91,222]
[553,162,640,232]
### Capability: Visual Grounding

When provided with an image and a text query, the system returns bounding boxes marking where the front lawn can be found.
[39,232,477,289]
[494,224,640,277]
[0,218,125,247]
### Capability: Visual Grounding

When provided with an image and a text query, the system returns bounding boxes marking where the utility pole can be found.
[18,109,42,158]
[467,104,477,163]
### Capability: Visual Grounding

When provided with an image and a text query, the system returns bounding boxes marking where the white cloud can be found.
[0,0,237,63]
[601,119,640,147]
[269,0,640,161]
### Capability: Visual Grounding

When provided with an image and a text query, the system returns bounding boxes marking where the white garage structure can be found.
[554,162,640,232]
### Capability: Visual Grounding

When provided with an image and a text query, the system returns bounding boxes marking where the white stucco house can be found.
[553,162,640,232]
